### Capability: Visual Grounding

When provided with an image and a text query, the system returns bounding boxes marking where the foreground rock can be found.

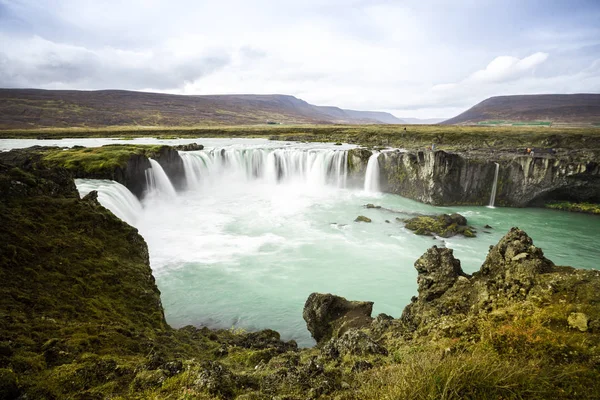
[403,212,476,237]
[303,293,374,344]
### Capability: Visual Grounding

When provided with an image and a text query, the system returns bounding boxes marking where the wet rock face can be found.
[153,146,186,191]
[377,150,600,207]
[303,293,374,344]
[414,246,468,302]
[121,154,152,199]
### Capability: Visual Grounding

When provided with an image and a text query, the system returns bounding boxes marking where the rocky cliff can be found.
[0,144,189,199]
[349,148,600,207]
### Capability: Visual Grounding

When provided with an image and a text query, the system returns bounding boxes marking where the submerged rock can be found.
[303,293,374,344]
[355,215,372,223]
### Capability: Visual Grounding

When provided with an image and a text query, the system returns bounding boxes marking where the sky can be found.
[0,0,599,118]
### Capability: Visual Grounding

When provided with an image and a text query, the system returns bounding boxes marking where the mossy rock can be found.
[355,215,372,223]
[404,213,475,238]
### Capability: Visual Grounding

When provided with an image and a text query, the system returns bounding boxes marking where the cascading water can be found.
[488,162,500,208]
[145,159,177,198]
[178,148,348,188]
[364,152,381,192]
[75,179,143,225]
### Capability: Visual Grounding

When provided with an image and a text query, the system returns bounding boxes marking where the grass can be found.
[1,124,600,153]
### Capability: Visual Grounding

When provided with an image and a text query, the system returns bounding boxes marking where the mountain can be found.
[0,89,402,129]
[442,94,600,126]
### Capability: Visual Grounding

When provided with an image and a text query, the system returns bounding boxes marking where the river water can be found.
[3,138,599,346]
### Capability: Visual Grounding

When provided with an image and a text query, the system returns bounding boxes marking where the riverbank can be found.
[1,124,600,159]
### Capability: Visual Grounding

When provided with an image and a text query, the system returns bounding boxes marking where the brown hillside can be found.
[0,89,403,129]
[442,94,600,125]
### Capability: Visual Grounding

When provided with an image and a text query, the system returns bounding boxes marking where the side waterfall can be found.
[364,152,381,193]
[178,148,348,188]
[145,159,177,198]
[488,162,500,208]
[75,179,143,225]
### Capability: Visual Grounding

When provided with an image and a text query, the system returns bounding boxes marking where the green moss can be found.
[545,201,600,215]
[404,213,476,238]
[42,144,165,174]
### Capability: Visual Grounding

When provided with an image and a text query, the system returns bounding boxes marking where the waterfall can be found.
[145,159,177,198]
[180,152,211,190]
[179,148,349,188]
[488,162,500,208]
[364,152,381,192]
[75,179,143,225]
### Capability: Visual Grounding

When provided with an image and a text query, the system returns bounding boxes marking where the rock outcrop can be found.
[348,148,600,207]
[403,213,476,237]
[303,293,374,344]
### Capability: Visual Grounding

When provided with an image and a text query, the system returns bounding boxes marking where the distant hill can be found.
[0,89,403,129]
[442,94,600,126]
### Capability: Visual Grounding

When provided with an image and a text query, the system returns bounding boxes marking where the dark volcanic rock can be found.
[153,146,186,191]
[414,246,469,302]
[401,228,563,336]
[378,150,600,207]
[303,293,374,344]
[174,143,204,151]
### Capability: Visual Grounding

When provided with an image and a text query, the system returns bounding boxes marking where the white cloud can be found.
[0,0,599,118]
[467,52,549,83]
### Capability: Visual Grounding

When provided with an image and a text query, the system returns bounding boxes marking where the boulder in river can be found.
[403,213,475,238]
[355,215,372,223]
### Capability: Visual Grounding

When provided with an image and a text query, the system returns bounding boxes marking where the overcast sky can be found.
[1,0,599,118]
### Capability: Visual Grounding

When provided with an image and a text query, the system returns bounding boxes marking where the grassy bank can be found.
[546,201,600,215]
[2,124,600,152]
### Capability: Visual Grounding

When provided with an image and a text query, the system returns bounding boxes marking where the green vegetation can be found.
[546,201,600,215]
[42,144,165,174]
[2,124,600,154]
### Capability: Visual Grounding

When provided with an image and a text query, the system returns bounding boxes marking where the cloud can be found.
[467,52,549,83]
[0,0,599,118]
[0,34,232,90]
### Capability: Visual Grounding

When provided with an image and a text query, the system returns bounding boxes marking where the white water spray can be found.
[75,179,143,225]
[179,148,348,188]
[364,153,381,192]
[145,159,177,198]
[488,162,500,208]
